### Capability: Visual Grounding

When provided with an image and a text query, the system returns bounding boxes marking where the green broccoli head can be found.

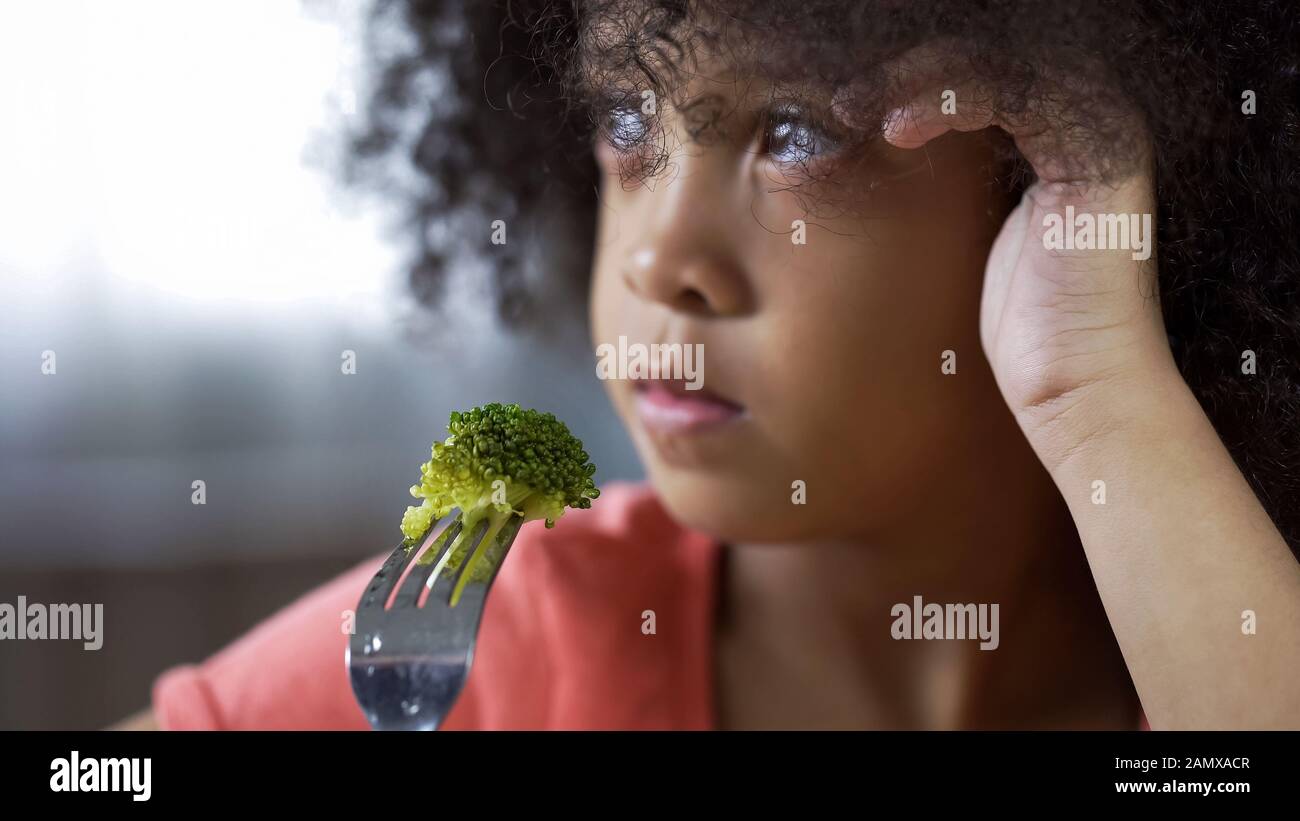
[400,403,600,542]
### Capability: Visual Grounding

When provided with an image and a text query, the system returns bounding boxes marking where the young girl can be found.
[127,0,1300,729]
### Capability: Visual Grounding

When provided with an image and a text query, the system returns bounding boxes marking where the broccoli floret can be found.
[399,403,599,605]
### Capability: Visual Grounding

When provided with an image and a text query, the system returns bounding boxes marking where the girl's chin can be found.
[641,467,817,544]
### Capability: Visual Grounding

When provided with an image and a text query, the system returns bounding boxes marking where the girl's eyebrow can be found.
[762,82,840,116]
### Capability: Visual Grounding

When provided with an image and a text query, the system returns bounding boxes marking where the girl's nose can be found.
[620,158,753,317]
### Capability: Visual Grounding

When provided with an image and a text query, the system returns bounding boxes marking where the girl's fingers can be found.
[866,41,1126,187]
[877,41,999,141]
[879,80,997,149]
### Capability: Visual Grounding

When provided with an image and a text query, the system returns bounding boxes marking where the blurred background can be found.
[0,0,639,729]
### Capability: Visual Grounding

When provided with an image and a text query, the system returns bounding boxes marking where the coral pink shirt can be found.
[154,481,1150,730]
[153,482,723,730]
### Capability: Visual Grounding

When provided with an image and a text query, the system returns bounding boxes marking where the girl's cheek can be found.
[588,248,615,343]
[588,177,618,321]
[593,140,617,173]
[588,226,633,350]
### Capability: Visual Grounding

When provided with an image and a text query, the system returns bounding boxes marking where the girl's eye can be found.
[762,108,837,166]
[607,106,650,151]
[598,101,839,170]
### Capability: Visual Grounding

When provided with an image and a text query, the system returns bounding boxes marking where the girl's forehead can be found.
[581,44,840,119]
[576,7,860,125]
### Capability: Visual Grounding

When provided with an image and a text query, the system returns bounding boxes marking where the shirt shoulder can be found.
[152,482,720,730]
[152,554,377,730]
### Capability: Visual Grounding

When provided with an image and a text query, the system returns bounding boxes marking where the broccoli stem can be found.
[448,509,514,608]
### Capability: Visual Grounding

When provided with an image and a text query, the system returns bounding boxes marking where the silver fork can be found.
[346,512,523,730]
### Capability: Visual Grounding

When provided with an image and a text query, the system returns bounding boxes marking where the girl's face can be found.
[589,63,1014,544]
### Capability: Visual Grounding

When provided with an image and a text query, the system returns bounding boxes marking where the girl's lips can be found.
[633,380,744,434]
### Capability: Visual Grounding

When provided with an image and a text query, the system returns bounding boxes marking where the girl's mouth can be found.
[632,379,745,434]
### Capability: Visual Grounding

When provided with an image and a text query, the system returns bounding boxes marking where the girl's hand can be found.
[859,45,1300,729]
[873,46,1178,466]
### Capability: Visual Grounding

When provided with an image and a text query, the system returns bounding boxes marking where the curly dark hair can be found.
[343,0,1300,556]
